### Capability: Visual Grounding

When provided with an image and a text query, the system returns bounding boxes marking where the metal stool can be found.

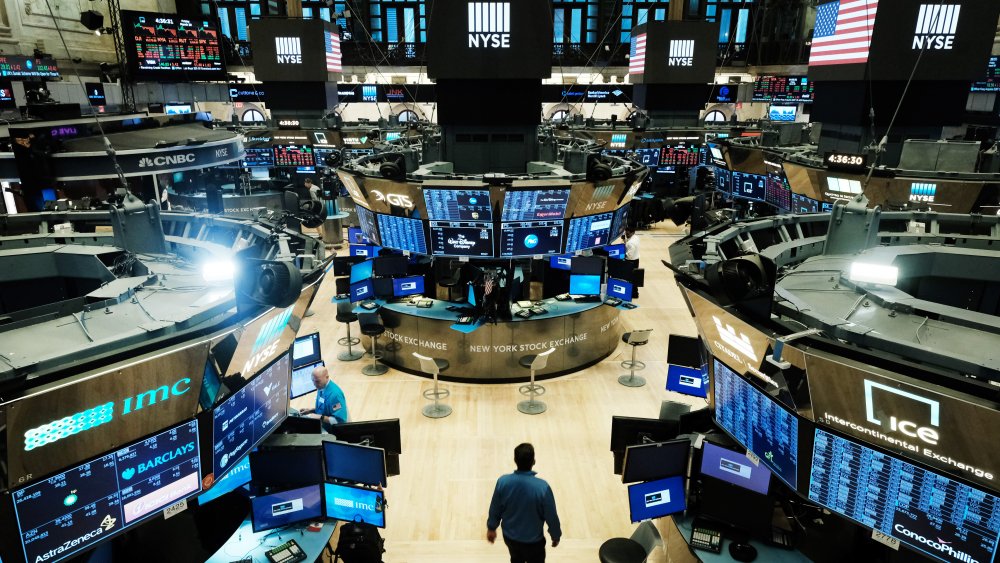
[336,301,363,361]
[619,329,653,387]
[414,352,452,419]
[358,312,388,376]
[517,348,555,415]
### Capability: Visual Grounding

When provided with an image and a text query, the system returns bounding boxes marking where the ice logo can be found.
[524,234,539,249]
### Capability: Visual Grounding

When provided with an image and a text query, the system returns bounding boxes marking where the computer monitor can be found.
[250,484,324,533]
[610,416,678,452]
[291,360,322,399]
[329,419,402,454]
[569,274,601,296]
[374,254,409,277]
[606,258,635,282]
[549,254,573,271]
[292,332,321,368]
[250,167,270,180]
[372,277,394,299]
[348,227,373,245]
[324,482,385,528]
[622,439,691,484]
[606,278,633,302]
[393,276,425,297]
[667,334,701,368]
[323,440,388,487]
[250,447,325,492]
[571,255,605,276]
[350,245,381,258]
[699,442,771,495]
[349,279,375,302]
[605,244,626,259]
[467,283,477,307]
[698,473,773,539]
[628,476,686,523]
[198,455,251,505]
[350,260,374,284]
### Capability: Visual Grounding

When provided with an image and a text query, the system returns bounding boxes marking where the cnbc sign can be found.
[806,352,1000,491]
[2,341,209,488]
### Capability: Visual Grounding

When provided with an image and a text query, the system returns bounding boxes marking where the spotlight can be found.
[848,262,898,286]
[704,254,776,322]
[202,259,236,283]
[94,27,114,36]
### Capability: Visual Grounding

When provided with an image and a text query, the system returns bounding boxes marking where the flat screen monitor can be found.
[121,11,226,81]
[291,360,322,399]
[610,416,677,452]
[348,227,373,245]
[350,260,373,284]
[85,82,106,106]
[768,104,797,122]
[698,473,773,538]
[323,440,388,487]
[212,353,290,478]
[715,168,731,193]
[164,103,192,115]
[324,482,385,528]
[565,212,614,252]
[12,421,202,563]
[423,188,493,221]
[466,284,477,307]
[198,455,251,505]
[569,274,601,296]
[622,439,691,484]
[549,254,573,270]
[373,255,409,277]
[699,442,771,495]
[633,147,660,168]
[667,334,702,368]
[605,244,626,260]
[376,214,428,254]
[292,332,321,368]
[499,221,564,257]
[349,279,375,303]
[372,277,394,299]
[250,447,325,492]
[250,167,270,180]
[501,189,571,221]
[349,245,381,258]
[273,144,315,167]
[607,258,635,282]
[571,255,605,276]
[0,78,16,109]
[606,278,633,302]
[713,359,798,488]
[731,172,766,202]
[251,484,324,533]
[393,276,425,297]
[752,75,814,103]
[429,221,494,257]
[244,147,275,167]
[355,206,381,245]
[627,476,686,523]
[791,193,819,214]
[329,419,401,454]
[809,429,1000,563]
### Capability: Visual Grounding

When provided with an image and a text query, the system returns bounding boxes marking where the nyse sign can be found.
[806,352,1000,491]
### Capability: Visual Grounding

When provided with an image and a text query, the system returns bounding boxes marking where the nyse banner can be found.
[3,341,209,488]
[682,287,776,383]
[806,352,1000,492]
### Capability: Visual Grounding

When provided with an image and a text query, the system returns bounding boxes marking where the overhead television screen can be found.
[499,221,564,257]
[752,75,814,103]
[971,55,999,92]
[244,147,275,168]
[249,18,340,82]
[501,188,571,221]
[628,21,719,84]
[429,221,494,257]
[121,11,225,81]
[0,55,60,78]
[424,188,493,221]
[565,212,614,252]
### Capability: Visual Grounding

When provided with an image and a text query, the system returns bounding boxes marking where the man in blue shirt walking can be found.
[487,443,561,563]
[300,365,349,432]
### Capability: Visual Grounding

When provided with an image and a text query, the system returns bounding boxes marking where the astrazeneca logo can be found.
[138,154,196,168]
[668,40,695,66]
[893,524,978,563]
[864,379,941,445]
[468,2,510,48]
[275,37,303,64]
[912,4,960,50]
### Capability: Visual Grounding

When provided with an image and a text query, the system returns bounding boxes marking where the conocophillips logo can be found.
[864,380,940,445]
[138,154,196,168]
[468,2,510,48]
[668,40,694,66]
[893,524,979,563]
[912,4,960,50]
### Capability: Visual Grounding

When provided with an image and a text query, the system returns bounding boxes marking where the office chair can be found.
[517,348,555,415]
[598,521,663,563]
[620,329,653,387]
[413,352,451,419]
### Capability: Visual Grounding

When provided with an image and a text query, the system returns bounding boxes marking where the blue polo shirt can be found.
[315,379,349,430]
[487,470,561,544]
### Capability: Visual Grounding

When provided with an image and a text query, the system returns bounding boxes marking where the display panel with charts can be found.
[565,212,614,252]
[423,188,493,221]
[501,189,571,221]
[499,221,564,257]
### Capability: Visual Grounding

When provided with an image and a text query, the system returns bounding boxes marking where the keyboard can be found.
[265,539,307,563]
[689,526,722,554]
[530,306,547,315]
[573,295,601,303]
[515,310,532,319]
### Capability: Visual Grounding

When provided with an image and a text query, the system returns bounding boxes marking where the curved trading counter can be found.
[365,298,625,382]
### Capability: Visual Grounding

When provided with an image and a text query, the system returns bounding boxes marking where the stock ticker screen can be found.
[971,56,1000,92]
[273,145,316,167]
[565,212,614,252]
[355,206,382,246]
[12,421,202,563]
[810,429,1000,563]
[661,145,701,166]
[423,189,493,221]
[499,221,564,257]
[121,11,225,80]
[713,359,799,488]
[376,214,428,254]
[752,75,814,103]
[501,189,571,221]
[243,147,275,168]
[429,222,494,257]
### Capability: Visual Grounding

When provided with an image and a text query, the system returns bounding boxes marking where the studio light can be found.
[236,259,303,308]
[79,10,104,31]
[202,259,236,283]
[705,254,777,322]
[848,262,898,286]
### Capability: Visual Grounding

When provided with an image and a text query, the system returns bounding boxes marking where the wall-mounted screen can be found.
[731,172,766,202]
[499,221,564,257]
[423,188,493,221]
[0,55,60,78]
[501,189,571,221]
[752,75,814,103]
[244,147,275,167]
[121,11,225,81]
[565,212,614,252]
[273,144,315,167]
[376,213,428,254]
[429,221,494,257]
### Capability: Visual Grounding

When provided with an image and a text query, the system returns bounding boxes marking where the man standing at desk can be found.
[623,227,640,261]
[300,365,349,432]
[306,177,321,202]
[487,443,561,563]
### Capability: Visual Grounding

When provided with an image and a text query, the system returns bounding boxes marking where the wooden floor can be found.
[293,222,703,563]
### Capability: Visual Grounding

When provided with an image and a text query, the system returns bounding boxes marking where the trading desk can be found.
[370,297,625,381]
[667,515,810,563]
[205,517,337,563]
[169,190,285,215]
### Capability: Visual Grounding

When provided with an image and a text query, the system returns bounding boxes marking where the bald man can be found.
[300,365,349,432]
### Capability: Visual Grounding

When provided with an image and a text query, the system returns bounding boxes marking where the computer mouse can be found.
[728,542,757,562]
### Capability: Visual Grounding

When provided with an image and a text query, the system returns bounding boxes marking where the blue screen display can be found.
[423,189,493,221]
[198,455,251,505]
[350,280,375,303]
[13,421,202,563]
[429,222,494,257]
[549,254,573,271]
[501,189,571,221]
[606,278,633,302]
[212,353,290,478]
[355,205,381,245]
[376,213,428,254]
[324,441,387,487]
[627,476,686,523]
[348,227,372,245]
[810,429,1000,563]
[393,276,425,297]
[605,244,626,259]
[251,484,324,532]
[349,245,381,258]
[769,104,797,121]
[666,364,708,398]
[324,482,386,528]
[565,212,614,252]
[700,442,771,495]
[569,274,601,296]
[713,359,798,488]
[350,260,373,284]
[499,221,564,257]
[467,284,477,307]
[731,172,766,202]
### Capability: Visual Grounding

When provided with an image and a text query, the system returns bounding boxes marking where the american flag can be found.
[629,33,647,75]
[325,30,342,73]
[808,0,879,67]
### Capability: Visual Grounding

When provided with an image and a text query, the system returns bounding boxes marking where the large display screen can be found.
[423,188,493,221]
[355,205,382,246]
[501,189,571,221]
[12,420,202,563]
[713,359,799,488]
[752,75,814,103]
[324,441,387,487]
[251,484,324,533]
[376,213,428,254]
[324,482,386,528]
[274,145,315,167]
[565,212,614,252]
[731,172,766,201]
[499,221,563,257]
[244,147,275,168]
[249,18,340,82]
[0,55,60,78]
[971,56,1000,92]
[627,476,686,523]
[121,11,225,81]
[810,429,1000,563]
[764,160,791,211]
[212,352,290,478]
[661,144,701,166]
[429,221,494,257]
[628,21,719,84]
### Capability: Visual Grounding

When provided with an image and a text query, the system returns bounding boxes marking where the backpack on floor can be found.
[334,521,385,563]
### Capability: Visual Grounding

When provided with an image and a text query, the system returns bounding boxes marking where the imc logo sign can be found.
[864,379,940,445]
[275,36,303,63]
[912,4,960,50]
[668,40,695,66]
[468,2,510,48]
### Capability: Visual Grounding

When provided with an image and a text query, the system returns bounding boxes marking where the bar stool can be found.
[619,329,653,387]
[517,348,555,415]
[598,521,662,563]
[358,312,388,376]
[336,301,363,361]
[413,352,452,419]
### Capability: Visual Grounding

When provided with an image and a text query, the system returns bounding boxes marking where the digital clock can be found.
[824,152,867,171]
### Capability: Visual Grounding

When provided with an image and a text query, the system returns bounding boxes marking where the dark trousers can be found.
[503,537,546,563]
